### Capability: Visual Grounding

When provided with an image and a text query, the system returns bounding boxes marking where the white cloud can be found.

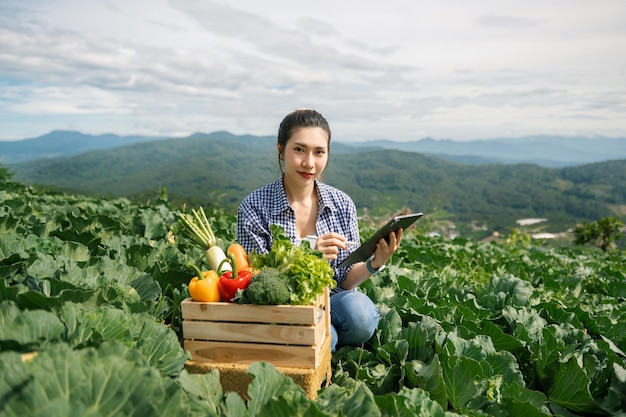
[474,13,543,29]
[0,0,625,141]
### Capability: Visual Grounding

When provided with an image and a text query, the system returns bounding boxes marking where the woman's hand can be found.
[370,228,403,269]
[313,232,351,260]
[340,228,404,290]
[314,229,403,263]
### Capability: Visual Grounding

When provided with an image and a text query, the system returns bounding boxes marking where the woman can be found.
[237,109,402,352]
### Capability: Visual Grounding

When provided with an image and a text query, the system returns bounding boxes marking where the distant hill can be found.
[345,135,626,167]
[2,130,625,167]
[8,132,626,236]
[0,130,167,163]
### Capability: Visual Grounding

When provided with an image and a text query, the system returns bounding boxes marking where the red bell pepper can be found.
[218,253,252,302]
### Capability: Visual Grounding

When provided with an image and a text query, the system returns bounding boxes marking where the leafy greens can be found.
[249,224,335,305]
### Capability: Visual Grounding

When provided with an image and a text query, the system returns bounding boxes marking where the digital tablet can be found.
[337,212,423,269]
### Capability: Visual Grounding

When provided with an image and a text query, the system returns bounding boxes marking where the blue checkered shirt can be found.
[237,178,359,290]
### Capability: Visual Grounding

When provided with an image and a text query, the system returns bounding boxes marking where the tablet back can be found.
[337,212,423,269]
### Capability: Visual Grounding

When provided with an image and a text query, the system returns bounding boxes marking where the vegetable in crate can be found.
[218,251,253,302]
[249,225,335,305]
[186,263,220,302]
[177,207,232,273]
[206,246,231,274]
[227,243,256,275]
[245,267,292,305]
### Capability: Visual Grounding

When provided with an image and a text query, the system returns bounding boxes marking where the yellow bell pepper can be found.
[186,263,220,302]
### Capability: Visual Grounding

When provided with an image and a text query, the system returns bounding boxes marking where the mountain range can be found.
[0,131,167,164]
[352,135,626,167]
[1,130,625,167]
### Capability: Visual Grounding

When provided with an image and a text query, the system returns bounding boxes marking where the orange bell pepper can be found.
[227,243,249,269]
[227,243,258,276]
[186,263,220,302]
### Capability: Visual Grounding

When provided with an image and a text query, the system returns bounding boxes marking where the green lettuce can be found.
[250,224,335,305]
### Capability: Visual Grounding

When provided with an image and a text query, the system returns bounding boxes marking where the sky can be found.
[1,0,626,142]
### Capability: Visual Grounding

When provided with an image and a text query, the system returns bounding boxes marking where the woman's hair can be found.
[277,109,331,159]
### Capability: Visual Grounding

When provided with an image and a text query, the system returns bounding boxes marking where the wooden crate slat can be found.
[184,340,320,369]
[183,321,318,345]
[180,294,326,325]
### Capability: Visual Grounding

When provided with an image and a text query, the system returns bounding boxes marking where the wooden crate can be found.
[181,287,330,370]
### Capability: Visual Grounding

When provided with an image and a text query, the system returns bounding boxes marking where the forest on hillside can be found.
[5,133,626,237]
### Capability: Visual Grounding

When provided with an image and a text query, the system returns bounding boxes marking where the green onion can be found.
[178,207,216,249]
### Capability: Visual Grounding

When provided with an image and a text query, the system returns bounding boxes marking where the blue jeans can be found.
[329,290,380,352]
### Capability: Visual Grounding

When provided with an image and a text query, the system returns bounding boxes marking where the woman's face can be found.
[280,127,329,186]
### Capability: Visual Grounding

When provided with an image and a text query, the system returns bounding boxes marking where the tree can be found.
[574,216,624,251]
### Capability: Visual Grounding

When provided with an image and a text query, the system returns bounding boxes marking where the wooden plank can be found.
[182,321,318,345]
[181,288,329,325]
[184,340,320,369]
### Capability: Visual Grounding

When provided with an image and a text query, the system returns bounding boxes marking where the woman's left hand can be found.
[370,228,403,269]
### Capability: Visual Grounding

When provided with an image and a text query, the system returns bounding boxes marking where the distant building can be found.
[516,218,548,226]
[532,233,557,239]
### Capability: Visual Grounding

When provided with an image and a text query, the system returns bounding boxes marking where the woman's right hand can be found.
[314,232,351,260]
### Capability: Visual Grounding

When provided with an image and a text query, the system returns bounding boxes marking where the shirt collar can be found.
[271,177,339,215]
[269,177,290,215]
[315,180,339,213]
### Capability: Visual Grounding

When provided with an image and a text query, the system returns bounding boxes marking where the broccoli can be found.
[245,267,292,305]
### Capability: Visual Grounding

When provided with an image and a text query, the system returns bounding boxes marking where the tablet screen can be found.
[337,212,423,269]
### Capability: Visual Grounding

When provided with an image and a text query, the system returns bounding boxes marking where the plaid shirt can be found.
[237,178,359,290]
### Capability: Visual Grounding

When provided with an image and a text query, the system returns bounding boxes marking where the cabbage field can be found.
[1,175,625,417]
